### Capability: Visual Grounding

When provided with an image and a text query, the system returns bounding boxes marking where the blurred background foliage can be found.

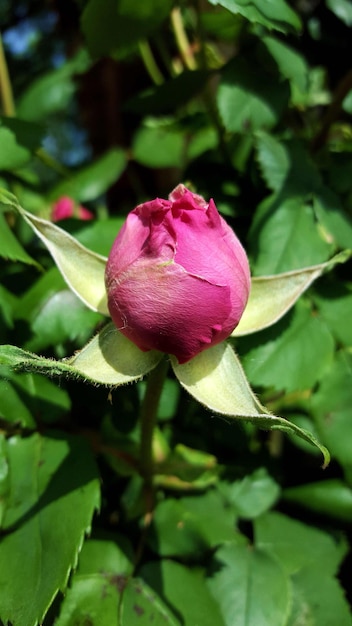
[1,0,352,625]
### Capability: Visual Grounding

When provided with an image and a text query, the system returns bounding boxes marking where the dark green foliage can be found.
[0,1,352,624]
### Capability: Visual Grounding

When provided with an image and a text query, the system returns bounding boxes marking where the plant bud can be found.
[105,185,250,363]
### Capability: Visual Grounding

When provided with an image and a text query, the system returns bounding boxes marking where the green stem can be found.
[138,39,164,85]
[134,358,168,568]
[0,32,15,116]
[193,0,232,166]
[171,6,197,71]
[139,358,168,489]
[35,147,70,178]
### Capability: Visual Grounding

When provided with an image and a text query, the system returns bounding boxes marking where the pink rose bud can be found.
[52,196,94,222]
[105,184,251,364]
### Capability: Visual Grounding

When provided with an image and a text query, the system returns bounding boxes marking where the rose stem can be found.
[139,357,168,513]
[134,358,168,568]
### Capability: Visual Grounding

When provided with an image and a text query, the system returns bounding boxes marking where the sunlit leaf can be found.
[288,567,352,626]
[219,468,280,519]
[121,577,181,626]
[207,543,291,626]
[55,574,120,626]
[141,560,226,626]
[172,342,330,466]
[250,195,332,274]
[326,0,352,26]
[261,37,309,103]
[233,252,351,336]
[240,300,334,392]
[254,511,347,576]
[208,0,301,33]
[0,433,100,626]
[310,350,352,471]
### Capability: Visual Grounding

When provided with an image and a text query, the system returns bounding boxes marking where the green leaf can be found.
[310,350,352,470]
[141,560,226,626]
[240,300,334,392]
[74,217,125,256]
[49,148,127,203]
[25,289,103,353]
[0,433,100,626]
[249,195,332,274]
[0,370,71,427]
[133,123,185,168]
[4,192,108,314]
[208,0,301,33]
[313,190,352,250]
[148,498,209,558]
[313,281,352,346]
[255,135,322,195]
[326,0,352,26]
[0,376,36,428]
[121,578,181,626]
[218,468,280,519]
[155,443,220,491]
[0,324,163,386]
[288,567,352,626]
[77,537,134,577]
[126,70,211,115]
[172,342,330,466]
[0,212,38,266]
[0,284,18,329]
[233,251,351,336]
[55,574,121,626]
[56,536,135,626]
[283,479,352,522]
[261,37,309,103]
[81,0,172,59]
[15,267,65,322]
[207,543,291,626]
[17,50,90,121]
[217,57,290,133]
[174,490,245,547]
[254,511,347,576]
[0,117,44,171]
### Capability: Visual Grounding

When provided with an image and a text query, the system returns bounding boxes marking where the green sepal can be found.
[0,324,163,386]
[234,251,351,336]
[172,342,330,467]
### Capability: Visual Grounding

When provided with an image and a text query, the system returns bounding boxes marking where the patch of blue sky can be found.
[3,11,57,58]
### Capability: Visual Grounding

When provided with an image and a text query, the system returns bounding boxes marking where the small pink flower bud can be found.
[52,196,94,222]
[105,185,250,363]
